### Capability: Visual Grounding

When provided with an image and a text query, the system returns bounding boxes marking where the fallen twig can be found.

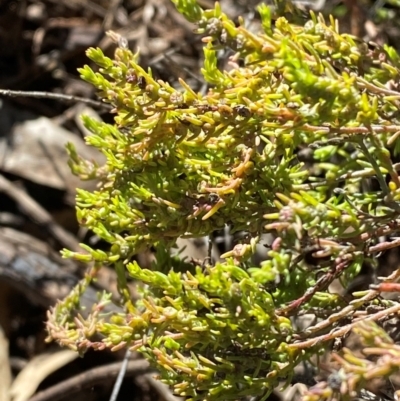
[0,89,111,111]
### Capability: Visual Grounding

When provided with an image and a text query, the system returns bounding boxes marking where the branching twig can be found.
[278,257,351,316]
[290,303,400,350]
[282,233,400,323]
[368,237,400,253]
[299,265,400,338]
[302,123,400,134]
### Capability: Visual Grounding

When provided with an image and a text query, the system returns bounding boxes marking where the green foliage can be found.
[171,0,203,22]
[47,1,400,400]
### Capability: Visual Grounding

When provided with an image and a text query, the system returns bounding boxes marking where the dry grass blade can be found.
[9,349,78,401]
[0,325,11,401]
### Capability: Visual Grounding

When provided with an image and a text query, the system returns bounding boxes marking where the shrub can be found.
[46,1,400,400]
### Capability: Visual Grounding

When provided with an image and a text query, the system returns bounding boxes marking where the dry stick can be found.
[0,89,112,111]
[28,359,151,401]
[0,174,80,252]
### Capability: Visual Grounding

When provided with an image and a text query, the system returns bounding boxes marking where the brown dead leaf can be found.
[0,115,104,199]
